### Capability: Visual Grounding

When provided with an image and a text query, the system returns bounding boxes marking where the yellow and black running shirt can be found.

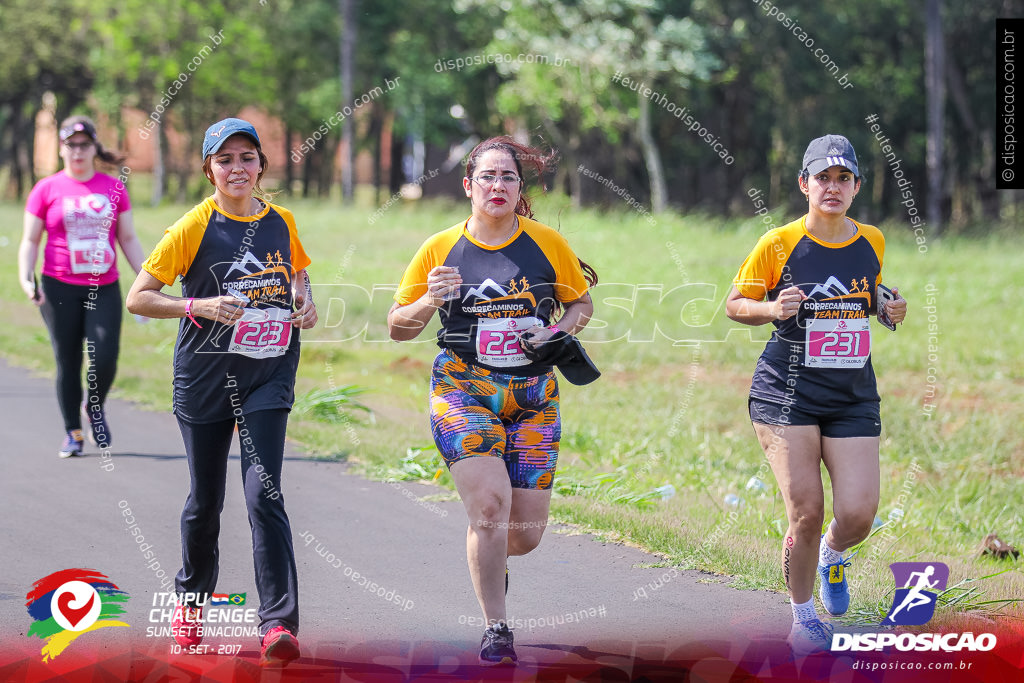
[395,216,589,375]
[733,216,885,408]
[143,197,311,423]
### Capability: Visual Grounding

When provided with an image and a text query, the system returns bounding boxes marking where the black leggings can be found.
[39,275,122,432]
[175,409,299,636]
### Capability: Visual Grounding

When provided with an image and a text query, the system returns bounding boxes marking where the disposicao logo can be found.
[884,562,948,625]
[26,569,130,661]
[832,562,997,653]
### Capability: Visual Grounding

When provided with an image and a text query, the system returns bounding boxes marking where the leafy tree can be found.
[457,0,715,212]
[0,0,94,196]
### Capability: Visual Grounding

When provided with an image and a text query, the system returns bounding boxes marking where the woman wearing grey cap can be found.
[18,115,146,458]
[725,134,907,655]
[127,117,317,666]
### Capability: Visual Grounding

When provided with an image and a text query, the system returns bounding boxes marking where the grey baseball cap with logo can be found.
[201,118,261,158]
[59,118,98,143]
[802,134,859,177]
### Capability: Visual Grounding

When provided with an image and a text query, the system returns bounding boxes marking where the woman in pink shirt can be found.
[18,116,146,457]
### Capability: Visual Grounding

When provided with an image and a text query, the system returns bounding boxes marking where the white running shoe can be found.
[788,618,834,656]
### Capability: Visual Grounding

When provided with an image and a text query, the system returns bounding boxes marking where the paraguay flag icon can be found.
[883,562,949,626]
[25,569,130,661]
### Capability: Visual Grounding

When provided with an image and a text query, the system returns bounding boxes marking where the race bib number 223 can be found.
[228,307,291,358]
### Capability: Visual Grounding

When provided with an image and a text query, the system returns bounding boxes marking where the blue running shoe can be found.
[818,545,853,616]
[787,618,834,656]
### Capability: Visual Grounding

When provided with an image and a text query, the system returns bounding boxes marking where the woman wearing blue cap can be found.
[127,117,316,666]
[725,134,907,655]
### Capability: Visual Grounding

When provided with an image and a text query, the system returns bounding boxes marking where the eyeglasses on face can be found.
[469,173,521,186]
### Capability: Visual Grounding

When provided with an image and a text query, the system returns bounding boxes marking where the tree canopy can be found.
[1,0,1014,231]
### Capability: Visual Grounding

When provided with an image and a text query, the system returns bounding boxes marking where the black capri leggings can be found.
[175,409,299,636]
[39,275,123,432]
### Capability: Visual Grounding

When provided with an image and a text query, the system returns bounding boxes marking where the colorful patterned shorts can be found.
[429,349,560,490]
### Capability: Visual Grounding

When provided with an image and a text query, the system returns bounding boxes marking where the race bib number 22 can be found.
[475,316,541,368]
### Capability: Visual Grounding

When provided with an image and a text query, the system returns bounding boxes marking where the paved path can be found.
[0,358,853,682]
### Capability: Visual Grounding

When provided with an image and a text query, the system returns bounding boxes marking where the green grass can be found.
[3,185,1022,628]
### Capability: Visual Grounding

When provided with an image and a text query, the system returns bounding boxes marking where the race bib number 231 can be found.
[804,317,870,368]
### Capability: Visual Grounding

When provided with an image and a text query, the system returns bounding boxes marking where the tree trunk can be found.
[8,103,26,198]
[339,0,357,202]
[389,125,404,196]
[370,107,383,205]
[152,119,166,206]
[302,151,313,198]
[284,126,294,196]
[637,91,666,213]
[925,0,945,235]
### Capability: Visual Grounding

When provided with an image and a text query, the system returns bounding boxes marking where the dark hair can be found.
[465,136,557,220]
[58,115,125,166]
[465,136,598,288]
[202,139,275,201]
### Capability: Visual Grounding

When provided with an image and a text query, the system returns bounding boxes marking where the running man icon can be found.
[884,562,949,626]
[887,566,938,621]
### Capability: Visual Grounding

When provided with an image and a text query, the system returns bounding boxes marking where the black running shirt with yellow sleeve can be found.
[395,216,589,375]
[142,197,311,423]
[733,216,886,408]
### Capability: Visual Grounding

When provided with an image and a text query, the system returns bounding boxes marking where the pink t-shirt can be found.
[26,171,132,286]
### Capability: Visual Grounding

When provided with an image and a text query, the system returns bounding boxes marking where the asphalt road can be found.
[0,357,926,682]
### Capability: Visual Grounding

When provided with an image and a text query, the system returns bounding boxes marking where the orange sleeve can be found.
[394,224,462,305]
[141,200,213,286]
[734,233,782,301]
[521,218,589,302]
[855,220,886,287]
[274,204,311,272]
[733,219,804,300]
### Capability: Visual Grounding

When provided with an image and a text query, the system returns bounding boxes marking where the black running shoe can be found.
[83,403,111,448]
[479,623,517,665]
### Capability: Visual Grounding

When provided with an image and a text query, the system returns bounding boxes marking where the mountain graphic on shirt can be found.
[807,276,850,299]
[464,278,508,301]
[464,277,537,307]
[225,250,290,282]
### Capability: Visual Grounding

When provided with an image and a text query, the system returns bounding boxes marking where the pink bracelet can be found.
[185,298,203,328]
[548,324,560,332]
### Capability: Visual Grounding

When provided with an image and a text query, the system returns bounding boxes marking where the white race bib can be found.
[804,317,870,368]
[68,237,115,275]
[64,194,116,275]
[475,316,541,367]
[228,307,292,358]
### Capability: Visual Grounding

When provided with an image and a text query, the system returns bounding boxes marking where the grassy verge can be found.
[2,189,1021,629]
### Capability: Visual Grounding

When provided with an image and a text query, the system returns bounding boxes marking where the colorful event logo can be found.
[26,569,130,661]
[884,562,949,626]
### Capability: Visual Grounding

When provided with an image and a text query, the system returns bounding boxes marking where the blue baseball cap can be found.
[802,134,859,177]
[202,118,261,159]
